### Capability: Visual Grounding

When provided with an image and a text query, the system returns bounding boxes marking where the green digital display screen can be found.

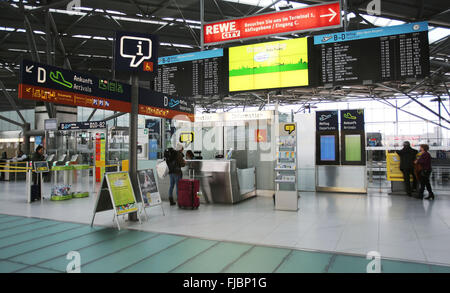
[345,134,362,161]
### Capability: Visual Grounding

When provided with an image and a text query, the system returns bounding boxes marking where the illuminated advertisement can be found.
[229,38,309,92]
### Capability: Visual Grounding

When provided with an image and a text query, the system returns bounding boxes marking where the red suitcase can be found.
[177,170,200,209]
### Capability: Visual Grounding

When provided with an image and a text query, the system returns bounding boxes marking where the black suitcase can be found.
[31,184,41,202]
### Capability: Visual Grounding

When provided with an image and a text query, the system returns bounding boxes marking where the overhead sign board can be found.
[59,120,107,130]
[114,31,159,75]
[138,88,195,122]
[203,2,341,45]
[313,22,430,85]
[19,60,131,112]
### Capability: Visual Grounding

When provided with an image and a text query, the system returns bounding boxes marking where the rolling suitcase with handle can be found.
[177,169,200,209]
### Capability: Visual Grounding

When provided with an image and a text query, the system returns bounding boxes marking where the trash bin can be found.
[50,165,73,201]
[72,165,90,198]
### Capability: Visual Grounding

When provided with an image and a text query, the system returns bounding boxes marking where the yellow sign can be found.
[106,172,138,216]
[121,160,129,172]
[96,160,105,168]
[229,38,309,92]
[386,152,404,181]
[284,124,296,135]
[179,132,194,143]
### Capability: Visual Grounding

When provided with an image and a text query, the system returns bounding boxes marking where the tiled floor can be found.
[0,181,449,268]
[1,214,450,273]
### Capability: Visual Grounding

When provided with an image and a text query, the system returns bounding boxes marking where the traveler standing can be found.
[167,144,185,206]
[31,145,45,185]
[415,144,434,200]
[396,141,418,197]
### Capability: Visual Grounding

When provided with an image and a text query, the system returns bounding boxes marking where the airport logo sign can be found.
[114,31,159,73]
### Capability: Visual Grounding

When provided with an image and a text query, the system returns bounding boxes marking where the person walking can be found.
[167,144,185,206]
[396,141,418,196]
[415,144,434,200]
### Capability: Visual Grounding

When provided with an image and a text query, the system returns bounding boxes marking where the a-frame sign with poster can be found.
[91,171,141,230]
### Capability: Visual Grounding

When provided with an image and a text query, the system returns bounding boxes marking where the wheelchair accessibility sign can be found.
[114,31,159,74]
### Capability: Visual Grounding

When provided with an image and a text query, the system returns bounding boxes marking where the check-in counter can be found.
[183,159,256,204]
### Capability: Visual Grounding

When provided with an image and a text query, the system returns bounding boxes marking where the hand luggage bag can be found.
[31,184,41,202]
[177,170,200,209]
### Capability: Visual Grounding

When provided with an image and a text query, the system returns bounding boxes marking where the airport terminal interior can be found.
[0,0,450,275]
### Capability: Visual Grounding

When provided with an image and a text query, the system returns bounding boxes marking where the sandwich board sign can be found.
[137,169,164,220]
[91,171,141,230]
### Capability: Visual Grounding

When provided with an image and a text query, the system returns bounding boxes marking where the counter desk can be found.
[183,159,256,204]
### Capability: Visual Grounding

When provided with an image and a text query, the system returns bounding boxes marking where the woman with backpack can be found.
[166,144,186,206]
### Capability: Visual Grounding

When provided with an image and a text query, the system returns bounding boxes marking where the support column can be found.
[22,123,31,155]
[128,73,139,222]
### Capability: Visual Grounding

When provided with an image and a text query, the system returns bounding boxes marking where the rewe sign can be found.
[203,2,341,45]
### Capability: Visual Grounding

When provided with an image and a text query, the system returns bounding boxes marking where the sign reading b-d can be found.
[114,31,159,75]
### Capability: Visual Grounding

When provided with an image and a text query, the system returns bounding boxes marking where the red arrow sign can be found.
[203,2,341,45]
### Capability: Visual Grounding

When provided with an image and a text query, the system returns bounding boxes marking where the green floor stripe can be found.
[0,216,23,224]
[0,260,27,273]
[381,260,431,273]
[275,250,334,273]
[0,214,9,218]
[0,225,96,259]
[82,234,185,273]
[430,265,450,273]
[10,228,122,265]
[38,230,155,272]
[122,238,217,273]
[16,266,61,273]
[222,246,291,273]
[0,220,58,239]
[327,255,369,273]
[172,241,252,273]
[0,218,42,231]
[0,222,81,250]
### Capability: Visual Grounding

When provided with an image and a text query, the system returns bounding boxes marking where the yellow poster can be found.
[106,172,138,215]
[229,37,309,92]
[386,152,403,181]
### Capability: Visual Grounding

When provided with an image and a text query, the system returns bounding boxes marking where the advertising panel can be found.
[204,2,341,45]
[106,172,138,216]
[229,37,309,92]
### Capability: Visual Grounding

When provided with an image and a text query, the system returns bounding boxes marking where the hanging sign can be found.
[18,60,131,112]
[114,31,159,75]
[203,2,341,45]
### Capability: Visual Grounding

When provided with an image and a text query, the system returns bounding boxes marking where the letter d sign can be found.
[38,67,46,83]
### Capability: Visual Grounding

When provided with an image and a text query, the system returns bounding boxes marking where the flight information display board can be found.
[313,22,429,86]
[154,49,228,97]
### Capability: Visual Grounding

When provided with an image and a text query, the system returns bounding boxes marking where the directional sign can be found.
[114,31,159,75]
[203,2,341,45]
[18,59,132,112]
[138,88,195,122]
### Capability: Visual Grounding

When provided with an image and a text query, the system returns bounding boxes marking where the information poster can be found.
[106,172,138,215]
[137,169,161,207]
[229,38,309,92]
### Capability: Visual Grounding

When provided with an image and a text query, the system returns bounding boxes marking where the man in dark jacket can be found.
[396,141,418,196]
[167,144,186,206]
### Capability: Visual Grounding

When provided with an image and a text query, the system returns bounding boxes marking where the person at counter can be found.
[12,150,28,162]
[415,144,435,200]
[31,145,45,162]
[167,144,186,206]
[396,141,418,197]
[186,150,194,160]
